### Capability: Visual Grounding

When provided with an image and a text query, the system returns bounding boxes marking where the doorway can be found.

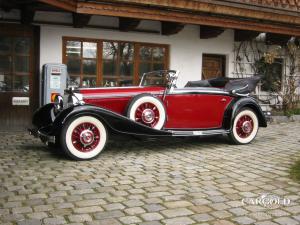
[0,24,39,130]
[202,54,226,80]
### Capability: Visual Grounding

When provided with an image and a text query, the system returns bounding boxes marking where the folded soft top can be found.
[185,76,260,95]
[185,77,229,88]
[224,76,260,94]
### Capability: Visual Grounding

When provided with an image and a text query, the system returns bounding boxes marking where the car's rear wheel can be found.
[229,108,259,144]
[127,94,166,130]
[60,116,107,160]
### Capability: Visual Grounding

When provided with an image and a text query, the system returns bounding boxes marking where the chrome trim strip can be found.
[82,88,229,99]
[79,86,148,90]
[170,88,230,95]
[170,129,229,136]
[83,92,163,99]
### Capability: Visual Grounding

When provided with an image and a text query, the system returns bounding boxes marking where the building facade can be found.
[0,0,299,130]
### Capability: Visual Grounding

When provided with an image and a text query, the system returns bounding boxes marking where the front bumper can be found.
[28,127,56,144]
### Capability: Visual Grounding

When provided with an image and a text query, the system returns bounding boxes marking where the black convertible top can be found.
[224,76,260,94]
[185,76,260,95]
[185,77,229,88]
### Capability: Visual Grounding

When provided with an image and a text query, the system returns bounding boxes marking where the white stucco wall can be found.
[39,20,235,87]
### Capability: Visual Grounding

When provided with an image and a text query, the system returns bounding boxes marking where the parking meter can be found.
[42,64,67,105]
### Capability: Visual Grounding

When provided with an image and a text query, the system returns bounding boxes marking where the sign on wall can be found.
[12,97,30,106]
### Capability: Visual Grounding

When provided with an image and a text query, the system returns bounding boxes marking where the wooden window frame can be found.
[62,38,99,87]
[62,36,170,87]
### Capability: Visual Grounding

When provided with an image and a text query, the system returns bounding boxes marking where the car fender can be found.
[32,103,56,128]
[50,104,171,137]
[223,97,267,131]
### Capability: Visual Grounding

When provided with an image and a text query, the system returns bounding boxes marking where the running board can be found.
[169,129,229,137]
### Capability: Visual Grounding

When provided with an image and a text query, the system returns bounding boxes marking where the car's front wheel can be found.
[60,116,107,160]
[229,108,259,144]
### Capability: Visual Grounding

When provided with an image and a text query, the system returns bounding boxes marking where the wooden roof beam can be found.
[266,33,292,46]
[200,26,225,39]
[234,29,261,42]
[119,17,141,32]
[76,2,300,36]
[0,1,15,12]
[72,13,91,28]
[161,21,185,35]
[20,5,35,25]
[38,0,76,12]
[86,0,300,25]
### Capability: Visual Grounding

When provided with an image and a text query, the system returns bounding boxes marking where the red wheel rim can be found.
[71,122,100,152]
[236,115,254,138]
[135,102,160,128]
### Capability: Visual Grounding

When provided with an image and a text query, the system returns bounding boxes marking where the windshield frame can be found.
[139,70,179,88]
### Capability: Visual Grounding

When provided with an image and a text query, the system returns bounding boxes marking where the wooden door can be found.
[202,54,226,80]
[0,24,39,131]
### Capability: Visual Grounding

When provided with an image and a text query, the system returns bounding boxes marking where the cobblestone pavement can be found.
[1,122,300,225]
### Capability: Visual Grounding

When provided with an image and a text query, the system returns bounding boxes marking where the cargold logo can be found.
[242,193,291,209]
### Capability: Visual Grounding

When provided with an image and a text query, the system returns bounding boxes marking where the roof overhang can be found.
[5,0,300,36]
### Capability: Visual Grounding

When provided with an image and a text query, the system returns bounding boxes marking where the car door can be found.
[163,89,232,129]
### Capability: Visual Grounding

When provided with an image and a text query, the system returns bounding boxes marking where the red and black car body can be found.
[30,70,267,160]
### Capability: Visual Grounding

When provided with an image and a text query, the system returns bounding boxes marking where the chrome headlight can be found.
[54,95,64,110]
[53,95,64,113]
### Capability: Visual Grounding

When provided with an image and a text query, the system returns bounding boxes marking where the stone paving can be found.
[0,122,300,225]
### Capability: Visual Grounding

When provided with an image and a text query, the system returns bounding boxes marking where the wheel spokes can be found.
[134,102,160,128]
[71,122,100,152]
[236,115,254,138]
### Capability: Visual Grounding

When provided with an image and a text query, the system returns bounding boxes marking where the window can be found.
[65,40,98,88]
[102,42,134,86]
[257,58,283,92]
[63,37,169,87]
[139,45,167,79]
[0,36,31,92]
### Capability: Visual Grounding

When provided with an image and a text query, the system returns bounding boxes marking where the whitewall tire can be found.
[61,116,107,160]
[127,94,166,130]
[229,108,259,144]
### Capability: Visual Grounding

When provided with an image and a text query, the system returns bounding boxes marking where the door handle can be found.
[220,98,227,102]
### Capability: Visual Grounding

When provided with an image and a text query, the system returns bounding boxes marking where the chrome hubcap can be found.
[135,102,160,128]
[71,122,100,152]
[242,121,253,134]
[80,130,94,146]
[142,109,155,124]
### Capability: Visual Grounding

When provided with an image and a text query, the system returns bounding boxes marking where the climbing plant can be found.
[234,38,299,114]
[280,40,299,114]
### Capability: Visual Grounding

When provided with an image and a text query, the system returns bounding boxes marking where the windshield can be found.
[139,70,177,87]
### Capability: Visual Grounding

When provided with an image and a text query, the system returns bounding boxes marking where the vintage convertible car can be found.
[30,70,267,160]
